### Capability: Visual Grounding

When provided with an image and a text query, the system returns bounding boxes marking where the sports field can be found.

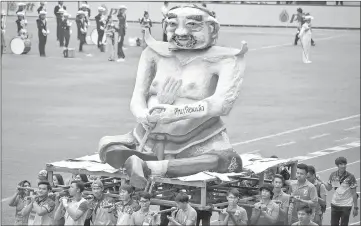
[1,16,360,225]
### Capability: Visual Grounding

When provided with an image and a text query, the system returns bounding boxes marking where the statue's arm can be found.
[130,47,157,118]
[206,56,246,116]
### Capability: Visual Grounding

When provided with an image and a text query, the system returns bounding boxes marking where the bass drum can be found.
[10,37,31,55]
[90,28,98,45]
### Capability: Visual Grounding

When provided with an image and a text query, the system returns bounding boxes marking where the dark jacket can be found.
[36,18,47,37]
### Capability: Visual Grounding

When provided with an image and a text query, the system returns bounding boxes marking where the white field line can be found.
[310,133,330,140]
[232,114,360,146]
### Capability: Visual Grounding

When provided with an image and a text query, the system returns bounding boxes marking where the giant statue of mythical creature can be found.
[98,4,248,188]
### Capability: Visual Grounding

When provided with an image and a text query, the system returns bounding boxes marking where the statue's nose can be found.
[174,26,188,37]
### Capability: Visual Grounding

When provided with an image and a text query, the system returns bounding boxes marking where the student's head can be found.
[297,204,313,223]
[38,181,51,197]
[119,184,133,201]
[18,180,31,196]
[75,174,88,183]
[58,1,63,6]
[306,165,317,184]
[39,11,47,19]
[335,157,347,172]
[296,163,308,182]
[138,191,152,210]
[272,174,284,189]
[297,7,303,14]
[144,11,149,18]
[69,180,85,196]
[175,192,189,210]
[91,179,104,198]
[53,174,64,186]
[260,183,274,200]
[226,188,239,205]
[201,3,207,8]
[164,1,169,6]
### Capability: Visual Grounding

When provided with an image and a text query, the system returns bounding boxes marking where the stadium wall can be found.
[4,1,360,29]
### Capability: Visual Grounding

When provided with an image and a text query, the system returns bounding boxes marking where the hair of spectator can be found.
[38,181,52,191]
[227,188,240,198]
[18,180,31,187]
[297,203,313,215]
[273,174,285,183]
[71,180,85,193]
[270,155,278,158]
[120,184,134,195]
[54,174,65,185]
[175,192,189,203]
[139,191,152,200]
[307,165,316,176]
[335,157,347,166]
[77,174,89,183]
[297,163,309,173]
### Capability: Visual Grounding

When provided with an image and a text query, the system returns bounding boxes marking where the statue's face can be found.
[165,7,218,50]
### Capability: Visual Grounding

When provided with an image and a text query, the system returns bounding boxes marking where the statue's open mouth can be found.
[172,35,197,48]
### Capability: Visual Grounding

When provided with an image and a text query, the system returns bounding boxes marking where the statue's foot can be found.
[104,145,158,169]
[205,149,243,173]
[124,155,151,189]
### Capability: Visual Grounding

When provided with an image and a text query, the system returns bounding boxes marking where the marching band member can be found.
[95,6,106,48]
[85,179,116,225]
[104,17,117,61]
[79,4,90,26]
[61,12,72,56]
[37,1,46,15]
[54,181,89,225]
[57,8,65,47]
[140,11,152,48]
[76,11,87,52]
[16,3,26,15]
[1,10,6,55]
[117,5,127,62]
[36,11,49,57]
[54,1,66,42]
[9,180,32,225]
[15,11,27,36]
[20,181,56,225]
[298,15,314,64]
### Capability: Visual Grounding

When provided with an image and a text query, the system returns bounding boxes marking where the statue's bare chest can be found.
[149,58,218,99]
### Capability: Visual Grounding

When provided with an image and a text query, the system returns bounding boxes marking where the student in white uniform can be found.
[298,15,313,64]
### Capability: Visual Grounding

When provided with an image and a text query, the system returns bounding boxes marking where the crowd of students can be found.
[8,155,358,225]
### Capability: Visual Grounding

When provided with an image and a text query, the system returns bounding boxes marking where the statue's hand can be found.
[157,77,182,105]
[136,110,156,131]
[148,104,177,124]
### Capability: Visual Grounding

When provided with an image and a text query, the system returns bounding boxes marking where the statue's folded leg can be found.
[124,149,243,188]
[98,132,158,169]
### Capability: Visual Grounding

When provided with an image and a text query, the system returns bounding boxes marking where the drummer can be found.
[15,11,27,36]
[36,10,49,57]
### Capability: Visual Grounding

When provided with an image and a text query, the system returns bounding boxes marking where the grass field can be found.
[1,16,360,225]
